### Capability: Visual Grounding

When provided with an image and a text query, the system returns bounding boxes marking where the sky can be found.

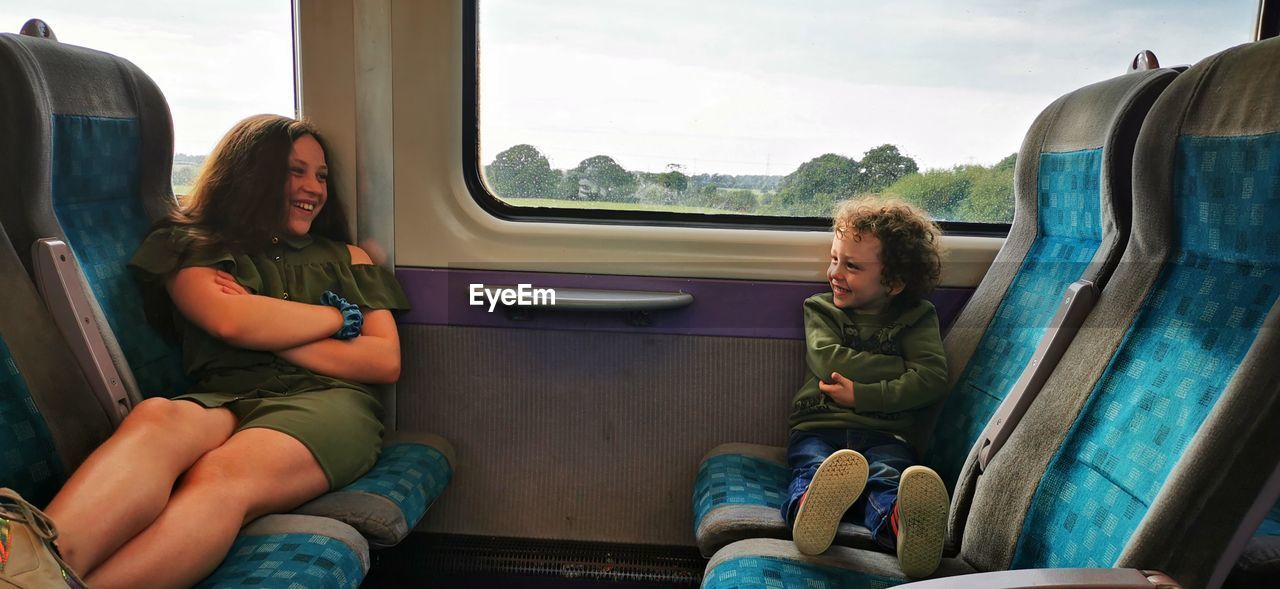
[0,1,295,156]
[2,1,1258,176]
[478,0,1257,175]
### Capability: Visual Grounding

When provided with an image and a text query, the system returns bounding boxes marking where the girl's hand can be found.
[214,270,249,295]
[275,345,304,365]
[818,372,856,408]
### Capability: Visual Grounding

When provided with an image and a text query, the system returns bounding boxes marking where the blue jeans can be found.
[782,428,917,549]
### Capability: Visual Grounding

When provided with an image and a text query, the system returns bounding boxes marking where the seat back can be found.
[959,38,1280,589]
[0,31,189,403]
[924,66,1176,504]
[0,220,114,505]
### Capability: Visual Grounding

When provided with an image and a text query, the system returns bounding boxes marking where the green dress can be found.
[129,226,410,488]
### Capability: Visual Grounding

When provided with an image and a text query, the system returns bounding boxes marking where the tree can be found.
[883,167,975,220]
[957,165,1015,223]
[171,164,199,187]
[776,153,860,215]
[656,170,688,193]
[994,152,1017,172]
[634,184,671,206]
[858,144,918,191]
[722,189,757,213]
[557,170,585,199]
[881,159,1016,222]
[569,155,638,202]
[486,144,560,198]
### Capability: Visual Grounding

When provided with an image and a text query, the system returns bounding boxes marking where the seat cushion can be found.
[196,514,369,589]
[692,443,877,557]
[701,538,976,588]
[293,435,454,548]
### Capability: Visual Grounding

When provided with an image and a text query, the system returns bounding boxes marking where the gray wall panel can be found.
[399,325,803,545]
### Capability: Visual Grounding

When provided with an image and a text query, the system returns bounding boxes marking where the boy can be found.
[785,196,949,579]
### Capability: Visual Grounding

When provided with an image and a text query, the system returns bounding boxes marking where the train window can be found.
[472,0,1257,226]
[2,1,296,195]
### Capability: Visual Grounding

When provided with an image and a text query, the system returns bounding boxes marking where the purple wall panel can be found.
[395,267,973,340]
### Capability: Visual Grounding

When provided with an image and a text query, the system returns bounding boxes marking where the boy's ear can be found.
[887,279,905,297]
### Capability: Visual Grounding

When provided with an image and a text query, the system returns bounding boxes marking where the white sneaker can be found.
[895,466,949,579]
[791,450,868,555]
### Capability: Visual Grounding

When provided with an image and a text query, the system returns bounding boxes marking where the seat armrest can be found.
[900,568,1180,588]
[978,279,1097,470]
[32,238,131,424]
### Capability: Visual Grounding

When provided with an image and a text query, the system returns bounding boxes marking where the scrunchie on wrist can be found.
[321,290,363,340]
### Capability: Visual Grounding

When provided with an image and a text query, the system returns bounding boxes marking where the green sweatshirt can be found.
[789,293,948,435]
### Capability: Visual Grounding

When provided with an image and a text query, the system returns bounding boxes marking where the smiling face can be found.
[283,134,328,237]
[828,232,902,313]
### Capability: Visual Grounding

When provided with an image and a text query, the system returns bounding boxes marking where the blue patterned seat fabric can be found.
[328,442,454,547]
[693,453,789,535]
[344,443,452,527]
[197,530,366,589]
[50,114,190,398]
[0,337,66,506]
[926,148,1102,487]
[703,555,900,589]
[1012,132,1280,567]
[1258,503,1280,536]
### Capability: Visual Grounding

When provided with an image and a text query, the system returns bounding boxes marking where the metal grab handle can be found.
[472,284,693,311]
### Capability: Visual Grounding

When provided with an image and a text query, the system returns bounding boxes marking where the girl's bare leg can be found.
[84,427,329,589]
[44,398,237,574]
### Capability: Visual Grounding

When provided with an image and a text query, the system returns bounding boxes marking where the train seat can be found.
[0,206,374,587]
[692,65,1178,557]
[698,36,1280,588]
[0,218,112,510]
[0,22,450,576]
[194,514,370,589]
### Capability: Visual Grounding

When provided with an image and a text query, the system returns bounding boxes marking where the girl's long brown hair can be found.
[169,114,352,259]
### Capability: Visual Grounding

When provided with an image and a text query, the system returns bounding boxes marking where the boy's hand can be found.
[818,372,855,408]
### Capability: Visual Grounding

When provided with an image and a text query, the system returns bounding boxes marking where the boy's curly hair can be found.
[832,196,942,306]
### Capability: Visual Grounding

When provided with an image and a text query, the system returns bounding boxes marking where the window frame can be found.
[461,0,1010,238]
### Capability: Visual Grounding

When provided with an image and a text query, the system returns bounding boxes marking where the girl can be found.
[40,115,406,588]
